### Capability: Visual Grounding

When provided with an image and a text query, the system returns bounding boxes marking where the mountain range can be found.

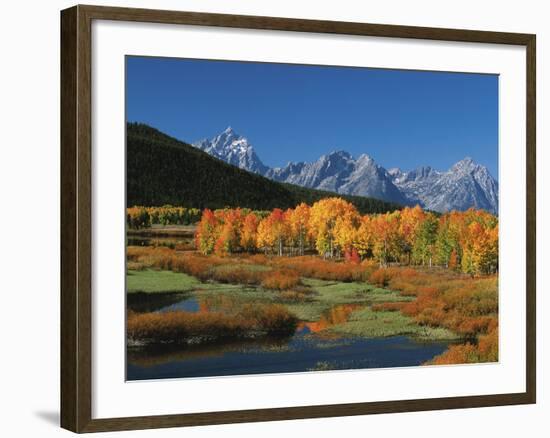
[193,127,499,214]
[126,123,401,214]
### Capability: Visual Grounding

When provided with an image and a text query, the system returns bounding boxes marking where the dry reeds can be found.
[370,266,498,364]
[127,304,298,344]
[261,269,301,290]
[269,256,372,282]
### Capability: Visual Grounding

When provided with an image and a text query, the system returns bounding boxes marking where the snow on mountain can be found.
[193,127,268,175]
[266,151,355,192]
[390,158,499,214]
[265,151,408,205]
[192,128,498,213]
[387,168,404,179]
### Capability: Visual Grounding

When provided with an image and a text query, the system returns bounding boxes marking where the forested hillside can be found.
[127,123,402,214]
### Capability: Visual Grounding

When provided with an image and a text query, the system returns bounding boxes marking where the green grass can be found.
[287,279,411,321]
[127,269,243,294]
[363,287,415,304]
[127,269,201,293]
[127,266,459,343]
[328,307,459,340]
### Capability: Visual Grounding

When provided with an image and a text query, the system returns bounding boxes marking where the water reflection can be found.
[127,292,189,313]
[297,304,363,334]
[127,334,450,380]
[128,295,245,315]
[127,294,452,380]
[127,236,194,250]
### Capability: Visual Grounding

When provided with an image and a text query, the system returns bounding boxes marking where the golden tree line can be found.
[195,198,498,276]
[127,205,202,229]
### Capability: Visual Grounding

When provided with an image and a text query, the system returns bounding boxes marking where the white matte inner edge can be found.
[92,19,526,419]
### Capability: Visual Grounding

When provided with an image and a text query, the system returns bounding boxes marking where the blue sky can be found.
[126,56,498,178]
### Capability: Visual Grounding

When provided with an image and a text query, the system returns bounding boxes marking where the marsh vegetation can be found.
[126,204,498,379]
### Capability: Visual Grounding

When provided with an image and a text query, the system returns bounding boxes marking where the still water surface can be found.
[127,296,451,380]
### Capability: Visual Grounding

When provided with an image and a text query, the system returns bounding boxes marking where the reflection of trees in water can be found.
[127,293,246,314]
[127,292,189,313]
[127,236,195,250]
[298,304,363,333]
[127,295,368,371]
[129,291,363,334]
[128,336,291,368]
[197,295,247,314]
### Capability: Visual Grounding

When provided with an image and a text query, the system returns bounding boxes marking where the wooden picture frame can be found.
[61,4,536,433]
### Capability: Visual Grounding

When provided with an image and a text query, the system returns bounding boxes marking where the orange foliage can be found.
[369,268,392,287]
[190,201,497,277]
[211,266,265,285]
[380,267,498,340]
[365,265,500,365]
[240,212,259,252]
[270,256,367,282]
[127,304,298,343]
[261,269,301,290]
[428,327,498,365]
[297,304,361,333]
[128,246,264,283]
[130,202,499,366]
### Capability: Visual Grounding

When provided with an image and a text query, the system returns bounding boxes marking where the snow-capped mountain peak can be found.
[391,159,498,214]
[193,127,268,174]
[192,127,498,214]
[266,149,409,205]
[356,153,374,163]
[387,167,403,180]
[327,150,352,158]
[450,156,478,173]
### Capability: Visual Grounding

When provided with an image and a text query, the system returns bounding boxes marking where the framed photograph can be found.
[60,4,536,433]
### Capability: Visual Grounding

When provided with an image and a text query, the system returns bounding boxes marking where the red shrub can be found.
[247,254,269,265]
[211,266,265,285]
[398,268,418,279]
[454,316,495,337]
[261,269,300,290]
[427,327,498,365]
[477,328,498,361]
[344,248,360,264]
[271,257,365,282]
[370,268,393,287]
[127,304,298,343]
[428,343,479,365]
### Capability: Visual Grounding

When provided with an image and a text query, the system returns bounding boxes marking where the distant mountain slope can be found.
[390,158,499,214]
[126,123,401,214]
[193,127,499,214]
[266,151,410,205]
